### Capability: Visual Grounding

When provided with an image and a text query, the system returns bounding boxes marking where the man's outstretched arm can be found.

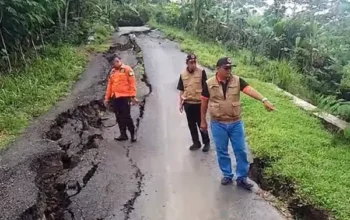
[242,85,276,111]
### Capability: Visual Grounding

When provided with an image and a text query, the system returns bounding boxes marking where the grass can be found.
[0,24,112,150]
[150,21,350,219]
[0,45,87,149]
[149,21,313,102]
[85,24,114,53]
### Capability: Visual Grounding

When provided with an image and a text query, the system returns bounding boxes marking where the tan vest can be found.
[207,75,241,122]
[180,67,203,104]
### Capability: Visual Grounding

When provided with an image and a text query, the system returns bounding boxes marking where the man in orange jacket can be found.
[104,55,138,142]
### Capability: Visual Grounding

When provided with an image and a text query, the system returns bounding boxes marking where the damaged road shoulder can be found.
[20,100,106,220]
[17,30,152,220]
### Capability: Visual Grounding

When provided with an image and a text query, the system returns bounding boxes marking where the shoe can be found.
[236,178,253,190]
[130,133,137,143]
[189,143,201,151]
[221,177,233,185]
[202,143,210,152]
[114,135,128,141]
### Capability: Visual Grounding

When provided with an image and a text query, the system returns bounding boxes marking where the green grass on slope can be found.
[150,22,350,219]
[0,24,113,150]
[0,46,87,149]
[149,21,312,102]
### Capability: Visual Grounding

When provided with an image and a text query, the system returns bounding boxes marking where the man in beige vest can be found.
[200,57,275,190]
[177,54,210,152]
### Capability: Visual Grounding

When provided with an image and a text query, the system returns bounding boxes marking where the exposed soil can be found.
[18,100,106,220]
[249,157,333,220]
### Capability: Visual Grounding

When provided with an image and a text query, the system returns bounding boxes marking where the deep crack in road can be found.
[0,27,286,220]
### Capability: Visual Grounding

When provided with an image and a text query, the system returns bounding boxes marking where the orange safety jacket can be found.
[104,64,136,101]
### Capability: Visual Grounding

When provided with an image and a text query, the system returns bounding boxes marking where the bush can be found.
[154,3,181,27]
[260,60,303,91]
[0,45,87,148]
[138,5,152,23]
[114,4,151,27]
[149,3,350,103]
[150,22,350,219]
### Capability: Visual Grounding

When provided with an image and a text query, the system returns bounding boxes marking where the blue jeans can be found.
[211,120,249,180]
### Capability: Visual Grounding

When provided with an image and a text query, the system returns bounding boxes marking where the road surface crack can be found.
[18,30,152,220]
[122,144,145,220]
[18,100,106,220]
[119,32,151,220]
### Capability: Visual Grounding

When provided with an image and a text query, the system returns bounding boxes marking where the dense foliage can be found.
[149,9,350,220]
[152,0,350,121]
[0,0,153,148]
[0,0,113,72]
[0,0,153,73]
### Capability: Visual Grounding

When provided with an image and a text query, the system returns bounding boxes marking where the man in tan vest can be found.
[200,57,275,190]
[177,54,210,152]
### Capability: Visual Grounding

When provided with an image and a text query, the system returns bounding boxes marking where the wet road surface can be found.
[128,31,285,220]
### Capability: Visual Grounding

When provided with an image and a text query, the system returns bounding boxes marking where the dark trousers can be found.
[110,97,135,136]
[184,103,210,145]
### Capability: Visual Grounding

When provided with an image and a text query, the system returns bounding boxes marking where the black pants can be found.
[110,97,135,136]
[184,103,210,145]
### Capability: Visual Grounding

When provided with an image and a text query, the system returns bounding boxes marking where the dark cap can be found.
[216,57,236,67]
[106,54,121,63]
[186,53,197,62]
[114,54,122,60]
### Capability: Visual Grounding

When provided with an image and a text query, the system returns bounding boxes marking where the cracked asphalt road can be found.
[0,27,285,220]
[128,30,285,220]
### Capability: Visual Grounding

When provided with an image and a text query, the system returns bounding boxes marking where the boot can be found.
[221,177,233,185]
[189,142,201,151]
[130,131,137,143]
[202,143,210,152]
[114,134,128,141]
[201,130,210,152]
[236,178,253,190]
[127,119,137,143]
[115,118,128,141]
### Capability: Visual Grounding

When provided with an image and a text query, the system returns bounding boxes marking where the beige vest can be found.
[207,75,241,122]
[180,67,203,104]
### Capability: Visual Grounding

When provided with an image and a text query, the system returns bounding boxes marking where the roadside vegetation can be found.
[150,1,350,124]
[0,0,152,149]
[2,0,350,218]
[147,1,350,219]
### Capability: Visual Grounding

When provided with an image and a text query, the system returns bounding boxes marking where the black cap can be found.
[186,53,197,62]
[216,57,236,67]
[106,54,121,63]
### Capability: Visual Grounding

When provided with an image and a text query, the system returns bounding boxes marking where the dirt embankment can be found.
[249,157,333,220]
[0,28,152,220]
